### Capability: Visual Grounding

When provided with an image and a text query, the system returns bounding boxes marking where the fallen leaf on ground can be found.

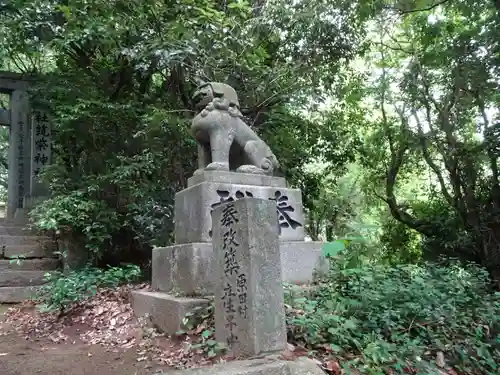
[324,360,341,375]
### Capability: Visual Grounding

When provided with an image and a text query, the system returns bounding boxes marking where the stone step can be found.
[130,290,210,335]
[0,258,59,271]
[0,270,48,287]
[0,218,28,226]
[0,226,34,235]
[3,244,56,259]
[0,235,52,246]
[0,286,40,303]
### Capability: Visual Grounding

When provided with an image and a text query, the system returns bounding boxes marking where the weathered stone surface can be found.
[175,180,305,244]
[162,358,288,375]
[7,90,30,220]
[130,290,209,335]
[152,243,213,296]
[191,82,280,176]
[3,244,55,258]
[0,285,39,303]
[213,198,287,357]
[280,241,328,283]
[0,258,59,271]
[160,357,325,375]
[0,226,32,235]
[30,111,51,196]
[287,357,328,375]
[188,170,287,188]
[0,108,9,126]
[0,235,52,246]
[151,241,326,297]
[12,208,29,223]
[0,270,47,287]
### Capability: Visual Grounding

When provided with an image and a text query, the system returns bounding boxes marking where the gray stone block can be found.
[213,198,287,357]
[162,358,288,375]
[0,258,59,271]
[159,357,325,375]
[280,241,329,284]
[0,226,31,235]
[0,286,39,303]
[288,357,327,375]
[130,290,209,335]
[150,241,326,297]
[0,235,52,246]
[175,181,305,244]
[188,170,287,188]
[152,243,213,296]
[0,270,48,287]
[3,244,55,258]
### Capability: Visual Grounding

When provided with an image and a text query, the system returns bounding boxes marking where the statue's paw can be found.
[193,168,205,175]
[205,162,230,171]
[236,165,266,175]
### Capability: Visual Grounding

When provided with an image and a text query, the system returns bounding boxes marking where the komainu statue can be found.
[191,82,280,176]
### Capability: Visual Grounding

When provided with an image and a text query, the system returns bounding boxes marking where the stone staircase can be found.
[0,217,59,303]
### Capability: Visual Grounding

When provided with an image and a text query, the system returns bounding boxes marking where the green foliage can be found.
[354,0,500,273]
[177,302,227,358]
[30,191,120,257]
[379,217,422,264]
[0,0,374,267]
[38,265,141,313]
[285,242,500,374]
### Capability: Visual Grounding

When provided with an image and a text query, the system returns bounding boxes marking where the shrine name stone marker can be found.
[212,198,287,357]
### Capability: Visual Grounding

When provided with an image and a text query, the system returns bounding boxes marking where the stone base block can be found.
[0,258,59,271]
[0,270,48,287]
[130,290,209,335]
[3,244,55,259]
[162,357,324,375]
[0,226,31,236]
[151,241,327,297]
[280,241,328,284]
[152,243,213,296]
[0,235,52,246]
[187,170,287,188]
[0,286,39,303]
[175,178,305,244]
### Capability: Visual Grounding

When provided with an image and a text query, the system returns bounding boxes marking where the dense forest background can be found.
[1,1,500,373]
[2,0,498,276]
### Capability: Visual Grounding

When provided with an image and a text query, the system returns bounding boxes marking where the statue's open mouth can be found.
[192,89,211,112]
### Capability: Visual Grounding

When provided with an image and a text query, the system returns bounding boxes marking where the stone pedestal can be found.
[131,171,326,335]
[175,171,305,244]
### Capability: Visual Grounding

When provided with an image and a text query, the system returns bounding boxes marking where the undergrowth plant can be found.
[37,264,141,314]
[177,301,227,358]
[286,239,500,375]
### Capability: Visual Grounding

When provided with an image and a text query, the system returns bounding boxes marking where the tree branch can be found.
[389,0,450,14]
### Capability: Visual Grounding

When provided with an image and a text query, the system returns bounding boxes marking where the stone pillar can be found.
[212,198,287,357]
[30,110,51,197]
[7,90,30,219]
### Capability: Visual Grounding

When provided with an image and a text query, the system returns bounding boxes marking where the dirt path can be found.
[0,305,170,375]
[0,332,158,375]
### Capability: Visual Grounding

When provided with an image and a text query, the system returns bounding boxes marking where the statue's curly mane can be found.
[206,98,243,119]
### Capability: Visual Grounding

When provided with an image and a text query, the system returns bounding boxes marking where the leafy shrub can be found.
[38,265,141,313]
[29,190,120,258]
[379,217,422,264]
[286,242,500,374]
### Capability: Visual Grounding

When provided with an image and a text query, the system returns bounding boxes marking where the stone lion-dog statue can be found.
[191,82,280,176]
